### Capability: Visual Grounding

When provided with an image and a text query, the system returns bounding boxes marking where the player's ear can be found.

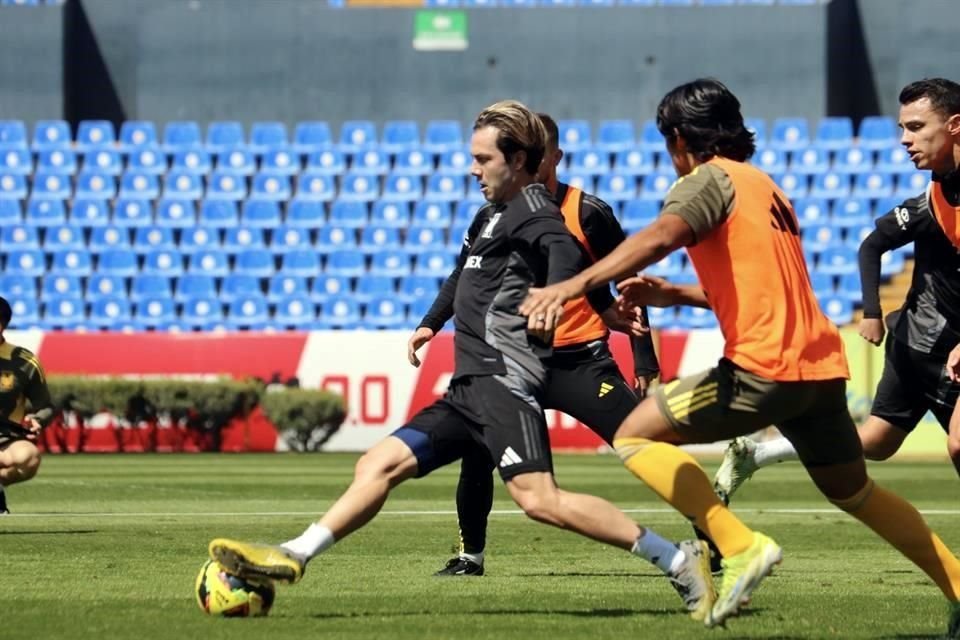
[555,148,564,166]
[512,149,528,173]
[947,113,960,137]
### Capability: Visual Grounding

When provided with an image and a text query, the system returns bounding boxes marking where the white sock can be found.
[460,551,484,565]
[280,523,335,560]
[631,529,683,574]
[754,437,799,468]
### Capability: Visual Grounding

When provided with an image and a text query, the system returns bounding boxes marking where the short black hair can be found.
[656,78,756,162]
[537,113,560,149]
[899,78,960,120]
[0,296,10,330]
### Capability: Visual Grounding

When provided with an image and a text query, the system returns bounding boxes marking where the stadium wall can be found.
[0,4,64,123]
[8,329,946,459]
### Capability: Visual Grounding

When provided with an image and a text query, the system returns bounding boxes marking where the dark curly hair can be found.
[656,78,756,162]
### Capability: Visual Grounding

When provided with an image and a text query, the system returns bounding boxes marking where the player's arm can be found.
[19,350,54,432]
[857,195,928,344]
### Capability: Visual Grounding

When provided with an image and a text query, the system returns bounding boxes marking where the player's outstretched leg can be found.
[435,447,494,577]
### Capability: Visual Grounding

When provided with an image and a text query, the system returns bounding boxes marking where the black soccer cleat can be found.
[434,556,484,577]
[0,489,8,515]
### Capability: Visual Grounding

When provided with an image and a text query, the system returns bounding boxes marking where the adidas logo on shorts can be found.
[499,447,523,468]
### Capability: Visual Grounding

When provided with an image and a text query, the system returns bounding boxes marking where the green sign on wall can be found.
[413,10,468,51]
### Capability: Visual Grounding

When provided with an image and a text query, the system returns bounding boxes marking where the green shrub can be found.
[259,388,347,451]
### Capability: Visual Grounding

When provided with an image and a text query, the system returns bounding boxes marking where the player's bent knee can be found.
[612,436,653,463]
[947,436,960,462]
[505,477,561,525]
[6,441,39,468]
[827,478,874,513]
[353,437,417,485]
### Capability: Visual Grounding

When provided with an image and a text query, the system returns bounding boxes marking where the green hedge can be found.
[47,376,346,449]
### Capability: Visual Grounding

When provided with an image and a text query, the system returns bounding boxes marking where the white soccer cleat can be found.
[667,539,717,622]
[713,437,758,504]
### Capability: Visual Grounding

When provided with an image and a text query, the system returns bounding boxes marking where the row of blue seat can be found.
[0,0,820,6]
[0,114,899,156]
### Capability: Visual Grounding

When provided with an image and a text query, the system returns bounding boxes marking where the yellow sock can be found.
[614,437,754,558]
[834,480,960,600]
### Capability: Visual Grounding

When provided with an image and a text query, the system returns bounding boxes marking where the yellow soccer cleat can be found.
[705,532,782,628]
[209,538,306,585]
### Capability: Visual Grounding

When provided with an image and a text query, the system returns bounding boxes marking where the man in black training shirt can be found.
[209,101,715,622]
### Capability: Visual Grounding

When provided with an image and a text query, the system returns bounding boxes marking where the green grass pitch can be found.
[1,453,957,639]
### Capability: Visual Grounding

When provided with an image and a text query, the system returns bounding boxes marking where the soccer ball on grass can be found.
[195,559,275,617]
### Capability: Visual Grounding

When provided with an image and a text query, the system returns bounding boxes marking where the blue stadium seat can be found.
[296,173,337,202]
[225,227,266,253]
[89,226,130,253]
[251,174,291,201]
[113,197,154,228]
[188,249,230,278]
[206,121,245,153]
[75,171,116,200]
[37,149,77,175]
[413,250,455,277]
[1,148,31,175]
[89,298,132,329]
[397,275,439,304]
[369,250,410,277]
[51,249,92,276]
[843,223,873,249]
[119,171,160,199]
[161,170,202,200]
[676,306,719,330]
[76,120,116,152]
[381,174,421,202]
[836,272,862,303]
[638,171,675,201]
[620,199,659,233]
[5,297,40,329]
[181,296,225,328]
[285,199,327,227]
[0,273,37,299]
[612,149,655,177]
[226,295,270,329]
[155,199,196,229]
[279,250,321,277]
[382,121,421,155]
[293,121,333,154]
[596,174,637,203]
[819,296,853,324]
[134,226,176,254]
[216,149,257,176]
[0,200,20,226]
[43,224,85,252]
[306,149,347,175]
[181,229,221,257]
[568,149,610,177]
[596,120,635,153]
[43,297,86,329]
[354,274,396,304]
[267,275,309,303]
[41,274,81,300]
[0,172,27,199]
[324,249,366,278]
[203,172,245,201]
[801,223,840,252]
[881,247,907,277]
[273,296,318,328]
[643,305,675,329]
[454,200,480,224]
[171,149,212,175]
[809,172,849,200]
[31,120,71,152]
[2,224,39,249]
[857,116,898,151]
[83,149,122,175]
[852,171,894,198]
[218,274,259,303]
[395,149,435,177]
[639,120,665,152]
[260,148,300,176]
[135,297,178,328]
[241,200,283,229]
[817,246,858,275]
[371,200,410,228]
[436,149,471,176]
[770,117,809,151]
[318,296,361,329]
[875,147,913,174]
[360,225,402,254]
[831,196,872,228]
[425,174,464,202]
[788,148,829,176]
[142,249,184,277]
[94,248,138,279]
[646,252,683,277]
[128,147,166,176]
[118,121,158,153]
[894,171,930,198]
[793,196,829,225]
[310,275,351,303]
[329,200,368,229]
[557,120,591,153]
[162,121,202,153]
[873,196,902,218]
[405,226,446,255]
[423,121,464,155]
[363,296,406,329]
[31,171,71,200]
[447,223,469,252]
[338,120,377,154]
[233,249,275,278]
[754,148,788,175]
[813,117,853,151]
[412,201,452,228]
[0,120,27,150]
[744,117,767,148]
[85,274,126,303]
[809,272,835,299]
[25,198,66,227]
[832,146,873,175]
[130,275,171,303]
[249,121,288,154]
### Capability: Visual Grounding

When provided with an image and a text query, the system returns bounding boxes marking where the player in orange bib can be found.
[521,78,960,634]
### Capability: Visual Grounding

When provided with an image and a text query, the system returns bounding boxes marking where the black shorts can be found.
[393,373,553,481]
[872,335,958,433]
[0,420,31,450]
[543,340,638,444]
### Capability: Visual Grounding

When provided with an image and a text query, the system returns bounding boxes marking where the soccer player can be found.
[411,112,663,577]
[0,296,55,514]
[519,78,960,632]
[209,100,716,621]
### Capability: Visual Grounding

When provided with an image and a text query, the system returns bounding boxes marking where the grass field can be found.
[2,453,957,639]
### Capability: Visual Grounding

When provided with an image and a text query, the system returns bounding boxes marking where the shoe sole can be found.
[210,541,300,585]
[705,543,783,628]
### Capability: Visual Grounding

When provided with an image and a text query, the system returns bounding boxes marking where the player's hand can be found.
[616,274,673,308]
[948,343,960,382]
[858,318,885,346]
[634,374,657,399]
[520,280,582,337]
[600,305,648,337]
[407,327,435,368]
[22,414,42,441]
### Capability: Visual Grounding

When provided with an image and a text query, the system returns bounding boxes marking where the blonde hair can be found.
[473,100,547,174]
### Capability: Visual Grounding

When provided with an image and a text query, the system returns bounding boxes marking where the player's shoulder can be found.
[581,191,615,217]
[510,184,558,216]
[10,345,42,368]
